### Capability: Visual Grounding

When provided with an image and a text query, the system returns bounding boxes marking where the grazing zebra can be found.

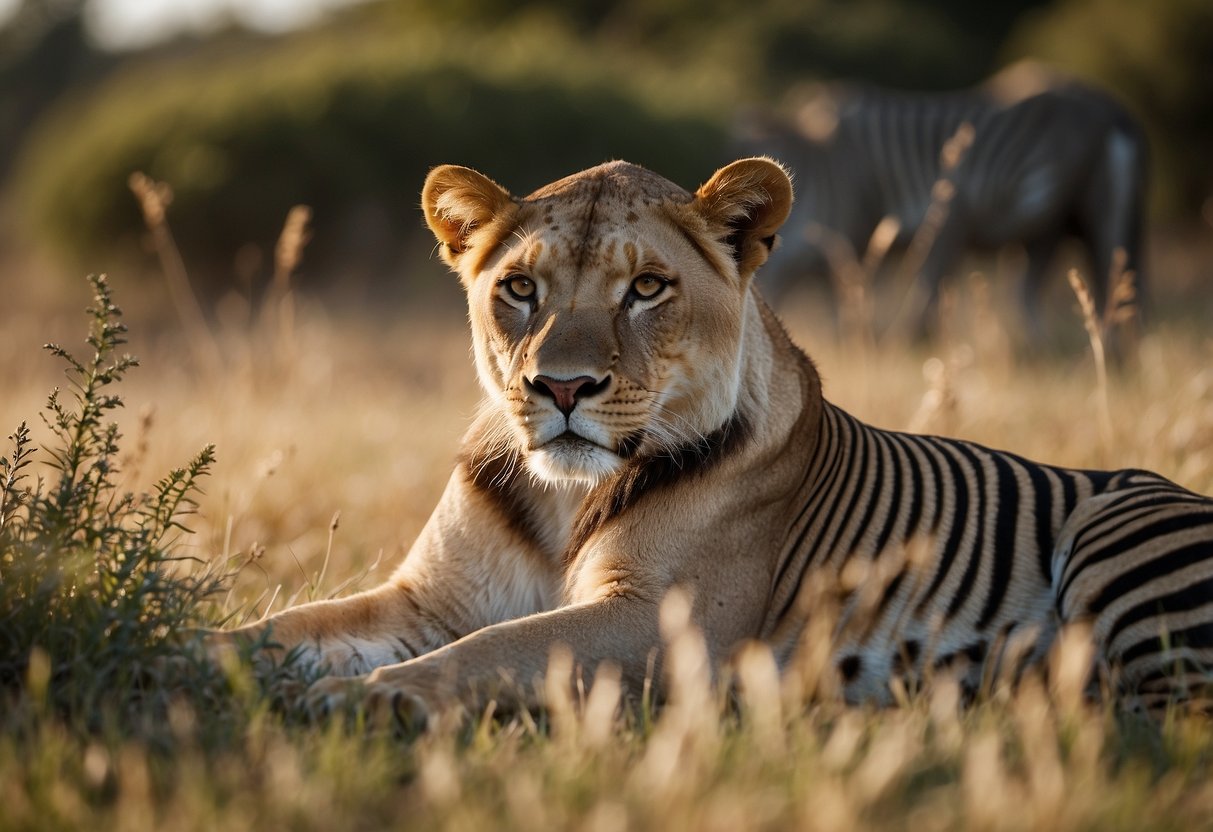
[742,61,1148,338]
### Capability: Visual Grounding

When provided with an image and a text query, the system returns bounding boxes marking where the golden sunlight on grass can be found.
[2,244,1212,829]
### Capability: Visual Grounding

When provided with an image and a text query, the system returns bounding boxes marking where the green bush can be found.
[13,16,727,291]
[0,274,215,733]
[0,274,315,747]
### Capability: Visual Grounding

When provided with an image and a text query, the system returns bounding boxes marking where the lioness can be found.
[212,158,1213,719]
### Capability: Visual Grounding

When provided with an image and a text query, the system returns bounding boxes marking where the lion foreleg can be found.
[206,467,562,677]
[305,596,661,723]
[206,581,460,676]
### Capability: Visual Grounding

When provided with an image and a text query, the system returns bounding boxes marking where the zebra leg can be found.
[1078,126,1149,337]
[905,210,968,341]
[1018,233,1063,346]
[1051,475,1213,712]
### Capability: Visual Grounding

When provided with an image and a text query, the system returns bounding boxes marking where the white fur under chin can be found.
[526,438,624,486]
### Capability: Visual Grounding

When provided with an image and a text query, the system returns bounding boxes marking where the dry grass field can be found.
[2,227,1213,829]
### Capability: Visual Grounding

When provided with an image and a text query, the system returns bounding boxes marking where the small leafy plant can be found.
[0,274,227,735]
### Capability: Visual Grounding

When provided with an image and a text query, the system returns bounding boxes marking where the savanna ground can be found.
[2,220,1213,830]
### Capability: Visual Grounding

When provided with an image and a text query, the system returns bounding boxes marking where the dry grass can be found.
[2,238,1213,828]
[9,281,1210,616]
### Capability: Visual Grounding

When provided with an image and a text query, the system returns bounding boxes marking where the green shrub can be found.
[0,274,315,747]
[13,17,727,291]
[0,274,217,732]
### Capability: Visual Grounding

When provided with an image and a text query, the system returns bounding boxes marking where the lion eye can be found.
[503,274,536,301]
[630,273,668,300]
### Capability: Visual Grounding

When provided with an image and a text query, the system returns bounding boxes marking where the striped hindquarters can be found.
[1054,474,1213,707]
[766,404,1120,701]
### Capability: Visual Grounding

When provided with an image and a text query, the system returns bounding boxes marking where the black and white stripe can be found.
[762,387,1213,706]
[1054,477,1213,706]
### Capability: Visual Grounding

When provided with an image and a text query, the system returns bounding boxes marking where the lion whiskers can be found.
[641,410,710,461]
[468,400,525,485]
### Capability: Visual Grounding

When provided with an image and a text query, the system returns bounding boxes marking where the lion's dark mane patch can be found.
[459,444,546,547]
[563,413,753,563]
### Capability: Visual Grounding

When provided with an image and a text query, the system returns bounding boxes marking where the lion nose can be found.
[529,374,610,416]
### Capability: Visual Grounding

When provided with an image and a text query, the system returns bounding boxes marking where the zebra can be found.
[740,61,1149,339]
[760,337,1213,707]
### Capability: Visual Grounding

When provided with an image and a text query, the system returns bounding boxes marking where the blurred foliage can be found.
[0,0,112,182]
[11,8,731,290]
[4,0,1212,293]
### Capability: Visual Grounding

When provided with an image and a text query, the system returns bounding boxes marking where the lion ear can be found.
[693,157,793,279]
[422,165,516,269]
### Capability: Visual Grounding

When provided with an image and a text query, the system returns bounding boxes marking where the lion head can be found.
[422,158,793,485]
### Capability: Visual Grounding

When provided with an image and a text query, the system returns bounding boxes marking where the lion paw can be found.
[305,675,429,732]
